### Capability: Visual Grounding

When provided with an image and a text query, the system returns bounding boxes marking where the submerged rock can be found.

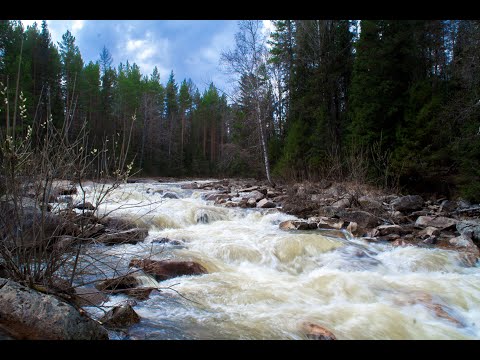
[96,228,148,245]
[95,275,141,292]
[0,278,108,340]
[301,322,337,340]
[129,259,207,281]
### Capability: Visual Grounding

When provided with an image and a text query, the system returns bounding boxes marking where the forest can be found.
[1,20,479,201]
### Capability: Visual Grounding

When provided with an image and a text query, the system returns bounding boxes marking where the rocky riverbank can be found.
[173,178,480,267]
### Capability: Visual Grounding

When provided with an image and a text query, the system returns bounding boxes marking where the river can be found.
[70,179,480,340]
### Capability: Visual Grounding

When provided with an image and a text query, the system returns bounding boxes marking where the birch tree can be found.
[221,20,274,185]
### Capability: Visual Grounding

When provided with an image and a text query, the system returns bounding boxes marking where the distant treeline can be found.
[1,20,479,200]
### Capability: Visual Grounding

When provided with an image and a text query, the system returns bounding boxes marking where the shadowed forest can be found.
[1,20,479,200]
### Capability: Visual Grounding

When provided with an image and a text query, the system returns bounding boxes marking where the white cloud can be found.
[118,29,171,79]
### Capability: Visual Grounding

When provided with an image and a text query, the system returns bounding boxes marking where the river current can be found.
[71,180,480,340]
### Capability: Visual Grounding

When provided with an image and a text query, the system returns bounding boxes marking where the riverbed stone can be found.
[279,220,311,231]
[415,216,458,230]
[129,259,208,281]
[0,278,108,340]
[301,322,337,340]
[75,201,96,211]
[372,224,403,237]
[337,210,379,229]
[96,228,148,245]
[95,275,141,292]
[257,198,276,208]
[99,304,140,329]
[456,220,480,242]
[391,195,424,212]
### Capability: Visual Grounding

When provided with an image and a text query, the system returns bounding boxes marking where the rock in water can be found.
[0,278,108,340]
[129,259,207,281]
[279,220,311,231]
[257,198,276,208]
[301,322,337,340]
[99,304,140,329]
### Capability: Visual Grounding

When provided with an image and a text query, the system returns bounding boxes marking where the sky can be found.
[20,20,274,95]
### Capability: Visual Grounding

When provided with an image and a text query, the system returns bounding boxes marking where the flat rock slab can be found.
[415,216,458,229]
[0,278,108,340]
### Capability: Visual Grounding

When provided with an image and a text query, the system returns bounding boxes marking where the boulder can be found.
[247,198,257,208]
[391,195,424,212]
[279,220,312,231]
[415,216,458,230]
[75,202,96,211]
[181,182,198,189]
[244,190,264,202]
[99,304,140,329]
[456,220,480,242]
[330,197,351,209]
[301,322,336,340]
[162,192,179,199]
[95,275,141,292]
[257,198,276,208]
[418,226,440,239]
[0,278,108,340]
[205,193,230,202]
[129,259,208,281]
[358,196,383,211]
[372,224,404,237]
[101,216,138,231]
[337,210,378,229]
[96,228,148,246]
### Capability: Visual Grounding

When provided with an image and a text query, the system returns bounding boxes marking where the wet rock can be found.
[282,202,316,218]
[301,322,337,340]
[279,220,312,231]
[391,239,410,247]
[449,234,479,252]
[372,225,403,237]
[409,293,465,327]
[456,220,480,242]
[422,236,438,245]
[272,195,289,204]
[243,190,264,202]
[415,216,458,230]
[181,182,198,189]
[317,222,342,230]
[237,186,259,193]
[162,192,179,199]
[73,287,109,307]
[347,221,358,235]
[223,201,239,208]
[95,275,141,292]
[0,278,108,340]
[257,198,276,208]
[205,193,230,202]
[99,304,140,329]
[391,195,424,212]
[101,216,138,231]
[75,201,96,211]
[418,226,440,239]
[129,259,208,281]
[337,210,379,229]
[152,237,184,246]
[96,228,148,246]
[247,198,257,207]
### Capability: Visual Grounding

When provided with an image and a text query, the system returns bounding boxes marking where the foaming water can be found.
[76,181,480,339]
